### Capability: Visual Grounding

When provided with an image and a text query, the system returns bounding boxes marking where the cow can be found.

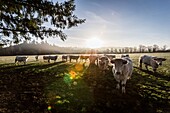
[15,56,28,65]
[98,56,109,74]
[49,55,58,62]
[43,55,50,63]
[111,57,133,93]
[89,55,99,65]
[69,55,79,62]
[80,55,89,62]
[139,55,166,72]
[121,54,129,58]
[35,55,39,61]
[43,55,58,63]
[62,55,68,61]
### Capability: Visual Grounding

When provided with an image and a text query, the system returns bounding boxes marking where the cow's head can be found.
[153,58,166,66]
[98,56,109,70]
[89,55,98,64]
[151,57,166,72]
[111,59,128,75]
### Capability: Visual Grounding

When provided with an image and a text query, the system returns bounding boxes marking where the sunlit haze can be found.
[85,38,103,48]
[46,0,170,48]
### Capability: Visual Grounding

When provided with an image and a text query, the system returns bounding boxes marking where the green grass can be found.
[0,53,170,113]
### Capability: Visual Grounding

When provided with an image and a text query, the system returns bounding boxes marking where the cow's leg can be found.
[139,59,142,68]
[15,60,17,65]
[15,59,17,64]
[145,64,149,71]
[121,80,127,93]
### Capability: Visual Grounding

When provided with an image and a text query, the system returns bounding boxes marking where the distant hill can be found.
[0,42,92,55]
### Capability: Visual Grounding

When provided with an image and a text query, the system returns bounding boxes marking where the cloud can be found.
[85,11,109,24]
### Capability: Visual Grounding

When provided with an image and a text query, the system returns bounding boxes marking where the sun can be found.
[85,38,103,48]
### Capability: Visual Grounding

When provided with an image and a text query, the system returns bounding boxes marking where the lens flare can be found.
[47,105,52,111]
[63,73,72,85]
[73,81,77,85]
[69,70,76,79]
[75,63,84,72]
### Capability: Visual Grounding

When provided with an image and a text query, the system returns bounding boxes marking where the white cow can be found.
[35,55,39,61]
[111,57,133,93]
[15,56,28,65]
[98,56,109,73]
[62,55,68,61]
[89,55,99,65]
[139,55,166,72]
[80,55,89,62]
[69,55,79,62]
[121,54,129,58]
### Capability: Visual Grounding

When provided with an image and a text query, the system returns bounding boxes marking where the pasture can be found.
[0,53,170,113]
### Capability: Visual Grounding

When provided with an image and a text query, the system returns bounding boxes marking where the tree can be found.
[139,45,146,53]
[153,44,159,52]
[133,47,137,53]
[147,46,153,53]
[162,45,167,51]
[0,0,85,44]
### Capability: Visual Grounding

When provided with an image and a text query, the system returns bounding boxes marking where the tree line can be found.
[0,41,169,56]
[102,44,169,54]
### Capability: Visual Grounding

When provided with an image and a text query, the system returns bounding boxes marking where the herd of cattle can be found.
[15,54,166,93]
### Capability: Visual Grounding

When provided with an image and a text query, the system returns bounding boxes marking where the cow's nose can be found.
[159,63,162,66]
[116,72,121,75]
[101,62,105,65]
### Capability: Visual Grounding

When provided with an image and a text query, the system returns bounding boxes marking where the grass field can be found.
[0,53,170,113]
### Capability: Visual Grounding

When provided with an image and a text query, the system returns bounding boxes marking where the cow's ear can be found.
[161,58,166,61]
[122,60,127,64]
[111,59,115,64]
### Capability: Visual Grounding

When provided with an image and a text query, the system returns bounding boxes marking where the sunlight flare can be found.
[85,37,103,48]
[47,106,52,111]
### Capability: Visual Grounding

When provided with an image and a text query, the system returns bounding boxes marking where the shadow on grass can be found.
[0,62,169,113]
[81,64,142,113]
[81,64,170,113]
[134,66,170,80]
[132,66,170,112]
[0,61,71,113]
[0,61,66,75]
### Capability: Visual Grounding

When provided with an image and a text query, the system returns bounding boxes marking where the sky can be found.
[46,0,170,48]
